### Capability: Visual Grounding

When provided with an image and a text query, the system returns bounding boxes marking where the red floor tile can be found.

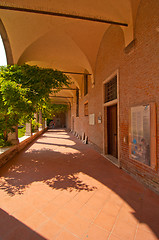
[24,211,48,230]
[12,203,37,222]
[56,230,79,240]
[135,228,158,240]
[82,223,110,240]
[116,207,139,226]
[52,208,75,226]
[112,220,137,240]
[40,201,61,219]
[63,199,84,214]
[0,129,159,240]
[108,234,121,240]
[78,204,100,221]
[37,219,61,239]
[65,214,91,239]
[94,211,117,232]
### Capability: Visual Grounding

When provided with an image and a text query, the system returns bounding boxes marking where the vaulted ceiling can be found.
[0,0,141,104]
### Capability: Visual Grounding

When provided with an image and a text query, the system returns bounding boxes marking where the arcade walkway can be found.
[0,130,159,240]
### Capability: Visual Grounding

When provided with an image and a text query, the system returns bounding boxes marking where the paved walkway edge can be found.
[0,128,48,168]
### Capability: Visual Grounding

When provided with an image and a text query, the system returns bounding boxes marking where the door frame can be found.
[107,104,118,158]
[102,70,120,165]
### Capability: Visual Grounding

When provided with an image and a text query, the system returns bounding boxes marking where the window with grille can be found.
[84,74,88,96]
[84,102,88,116]
[104,75,117,103]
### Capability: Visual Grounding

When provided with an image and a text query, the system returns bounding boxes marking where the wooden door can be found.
[107,104,118,158]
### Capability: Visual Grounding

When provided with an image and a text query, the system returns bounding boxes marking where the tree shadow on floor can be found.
[0,148,97,196]
[0,130,159,238]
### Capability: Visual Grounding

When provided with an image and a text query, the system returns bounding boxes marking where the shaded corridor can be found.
[0,129,159,240]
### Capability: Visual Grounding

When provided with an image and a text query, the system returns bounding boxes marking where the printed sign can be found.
[130,105,150,166]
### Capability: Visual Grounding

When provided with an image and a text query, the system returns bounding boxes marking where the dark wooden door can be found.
[107,104,118,158]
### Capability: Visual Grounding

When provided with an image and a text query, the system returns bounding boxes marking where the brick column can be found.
[45,119,47,128]
[34,112,38,131]
[39,110,43,131]
[25,121,32,136]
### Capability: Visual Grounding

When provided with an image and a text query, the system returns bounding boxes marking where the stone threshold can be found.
[102,154,121,168]
[0,128,47,168]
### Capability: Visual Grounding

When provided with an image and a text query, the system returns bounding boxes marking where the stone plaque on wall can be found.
[89,114,95,125]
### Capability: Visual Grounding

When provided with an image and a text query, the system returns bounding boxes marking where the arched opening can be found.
[0,34,7,66]
[0,19,13,65]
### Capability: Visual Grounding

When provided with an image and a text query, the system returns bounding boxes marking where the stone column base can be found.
[8,126,19,145]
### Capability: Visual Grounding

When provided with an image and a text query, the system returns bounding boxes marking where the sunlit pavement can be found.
[0,129,159,240]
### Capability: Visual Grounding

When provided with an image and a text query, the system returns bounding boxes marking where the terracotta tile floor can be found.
[0,129,159,240]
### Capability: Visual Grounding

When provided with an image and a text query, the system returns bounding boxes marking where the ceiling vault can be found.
[0,5,128,27]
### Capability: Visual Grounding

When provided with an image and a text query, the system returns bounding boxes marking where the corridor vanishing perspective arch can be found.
[0,0,159,203]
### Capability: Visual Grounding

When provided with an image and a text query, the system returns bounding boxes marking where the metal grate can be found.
[84,74,88,96]
[104,76,117,103]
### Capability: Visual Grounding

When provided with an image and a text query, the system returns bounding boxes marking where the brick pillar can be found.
[39,110,43,131]
[8,126,19,145]
[25,121,32,136]
[44,119,47,128]
[42,120,45,129]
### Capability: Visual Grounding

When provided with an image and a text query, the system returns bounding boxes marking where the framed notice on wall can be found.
[129,103,156,169]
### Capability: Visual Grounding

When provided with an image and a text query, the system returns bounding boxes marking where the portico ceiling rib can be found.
[0,5,128,27]
[0,0,140,102]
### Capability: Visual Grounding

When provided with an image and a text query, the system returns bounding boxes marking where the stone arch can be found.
[0,19,13,64]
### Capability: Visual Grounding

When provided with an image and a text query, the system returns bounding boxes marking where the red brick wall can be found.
[70,0,159,192]
[119,0,159,192]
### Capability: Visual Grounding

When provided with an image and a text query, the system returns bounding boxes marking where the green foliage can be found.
[0,79,33,140]
[31,119,40,132]
[51,104,68,114]
[0,64,70,144]
[0,64,70,107]
[0,138,11,147]
[18,127,26,138]
[42,102,69,119]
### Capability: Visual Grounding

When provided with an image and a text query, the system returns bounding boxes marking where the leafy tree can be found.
[0,64,69,107]
[42,102,69,119]
[0,79,34,143]
[0,64,70,145]
[51,104,69,114]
